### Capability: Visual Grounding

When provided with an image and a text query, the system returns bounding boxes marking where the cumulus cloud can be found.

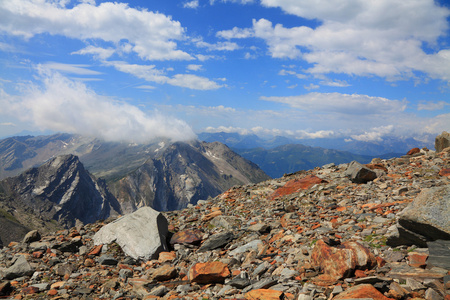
[0,68,196,143]
[261,92,407,115]
[0,0,192,61]
[350,125,394,142]
[218,0,450,81]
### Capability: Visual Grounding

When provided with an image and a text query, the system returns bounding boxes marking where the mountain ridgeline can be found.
[0,134,270,241]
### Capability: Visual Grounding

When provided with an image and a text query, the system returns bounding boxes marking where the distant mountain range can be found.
[197,132,421,178]
[198,132,431,156]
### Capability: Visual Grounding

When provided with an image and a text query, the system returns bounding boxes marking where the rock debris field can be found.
[0,143,450,299]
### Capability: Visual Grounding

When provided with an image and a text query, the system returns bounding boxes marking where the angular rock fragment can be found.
[3,255,35,280]
[169,228,202,246]
[333,284,393,300]
[270,175,326,200]
[93,207,169,260]
[22,230,41,243]
[345,161,377,183]
[198,231,234,252]
[189,261,230,284]
[245,288,284,300]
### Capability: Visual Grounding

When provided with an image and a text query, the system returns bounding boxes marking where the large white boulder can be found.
[93,207,169,260]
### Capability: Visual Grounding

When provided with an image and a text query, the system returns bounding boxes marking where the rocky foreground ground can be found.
[0,145,449,299]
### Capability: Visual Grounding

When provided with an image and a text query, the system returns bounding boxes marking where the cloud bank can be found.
[0,67,196,143]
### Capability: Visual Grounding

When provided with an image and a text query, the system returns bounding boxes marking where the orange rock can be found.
[84,258,95,267]
[189,261,230,284]
[333,284,394,300]
[407,252,428,268]
[158,251,176,263]
[202,210,222,221]
[32,251,43,258]
[152,264,178,281]
[439,168,450,177]
[365,163,388,173]
[22,286,39,295]
[245,289,284,300]
[87,244,102,256]
[354,269,366,278]
[270,175,326,200]
[407,148,420,155]
[47,289,58,296]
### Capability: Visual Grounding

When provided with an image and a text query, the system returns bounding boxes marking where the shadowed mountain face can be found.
[0,134,270,217]
[0,154,121,229]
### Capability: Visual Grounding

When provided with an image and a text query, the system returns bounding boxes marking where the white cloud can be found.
[350,125,394,142]
[0,0,192,61]
[261,92,407,115]
[107,61,223,90]
[417,100,448,111]
[218,1,450,81]
[187,64,203,71]
[304,83,319,90]
[42,62,102,75]
[184,0,199,9]
[0,68,196,143]
[195,40,240,51]
[0,122,15,126]
[72,46,115,60]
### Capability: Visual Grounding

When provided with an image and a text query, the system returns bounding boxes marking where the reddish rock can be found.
[88,244,103,256]
[334,284,394,300]
[311,240,355,280]
[169,229,203,245]
[311,240,376,281]
[158,251,176,263]
[202,210,222,221]
[22,286,40,294]
[439,168,450,177]
[32,251,43,258]
[407,148,420,155]
[84,258,95,267]
[365,163,388,173]
[245,289,284,300]
[189,261,230,284]
[47,289,58,296]
[271,175,326,200]
[408,252,428,268]
[340,241,377,269]
[152,264,178,281]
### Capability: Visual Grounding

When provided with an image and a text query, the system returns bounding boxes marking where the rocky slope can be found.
[0,135,449,299]
[0,154,121,244]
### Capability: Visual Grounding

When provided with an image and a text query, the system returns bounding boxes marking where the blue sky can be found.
[0,0,449,144]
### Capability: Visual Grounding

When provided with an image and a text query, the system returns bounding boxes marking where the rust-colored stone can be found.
[87,244,103,256]
[311,240,355,280]
[407,252,428,268]
[245,289,284,300]
[158,251,176,263]
[47,289,58,296]
[365,163,388,173]
[189,261,230,284]
[407,148,420,155]
[152,264,178,282]
[340,241,377,269]
[270,175,326,200]
[334,284,394,300]
[22,286,39,294]
[202,210,222,222]
[439,168,450,177]
[169,229,203,245]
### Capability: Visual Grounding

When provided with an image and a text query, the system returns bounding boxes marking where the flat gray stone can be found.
[198,231,234,252]
[398,185,450,241]
[345,161,377,184]
[93,207,169,260]
[427,240,450,269]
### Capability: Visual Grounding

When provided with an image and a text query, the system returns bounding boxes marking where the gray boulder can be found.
[435,131,450,153]
[22,230,41,244]
[4,255,35,280]
[344,161,377,183]
[93,207,169,260]
[398,185,450,241]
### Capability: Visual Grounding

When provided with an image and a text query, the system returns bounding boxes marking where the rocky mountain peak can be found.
[0,154,121,235]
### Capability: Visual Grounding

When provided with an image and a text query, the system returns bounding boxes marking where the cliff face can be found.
[0,154,121,229]
[110,141,270,212]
